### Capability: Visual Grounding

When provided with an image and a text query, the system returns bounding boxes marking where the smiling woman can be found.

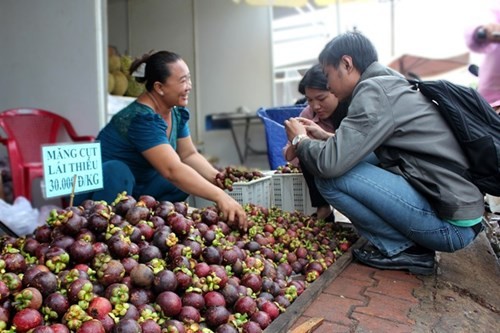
[75,50,248,230]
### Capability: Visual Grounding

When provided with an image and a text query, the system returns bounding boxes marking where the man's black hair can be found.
[318,31,378,73]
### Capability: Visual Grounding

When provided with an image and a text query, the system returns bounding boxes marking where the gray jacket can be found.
[296,62,484,220]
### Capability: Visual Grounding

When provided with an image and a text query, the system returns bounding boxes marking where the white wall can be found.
[0,0,107,207]
[0,0,274,167]
[194,1,272,165]
[110,0,273,166]
[0,0,107,135]
[0,0,274,207]
[127,0,197,137]
[108,0,129,55]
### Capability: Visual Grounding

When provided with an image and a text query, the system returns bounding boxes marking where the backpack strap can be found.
[407,79,420,88]
[406,79,475,184]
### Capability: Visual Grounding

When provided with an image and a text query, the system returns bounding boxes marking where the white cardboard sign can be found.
[42,142,103,198]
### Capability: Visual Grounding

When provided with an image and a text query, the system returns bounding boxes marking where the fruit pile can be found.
[108,46,145,97]
[0,194,357,332]
[215,167,266,192]
[274,163,301,174]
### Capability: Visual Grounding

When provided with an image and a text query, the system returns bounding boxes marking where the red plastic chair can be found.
[0,108,95,203]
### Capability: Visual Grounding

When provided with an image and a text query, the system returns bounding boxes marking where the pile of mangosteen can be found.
[0,193,357,332]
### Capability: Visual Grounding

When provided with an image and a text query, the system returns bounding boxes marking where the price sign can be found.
[42,142,103,198]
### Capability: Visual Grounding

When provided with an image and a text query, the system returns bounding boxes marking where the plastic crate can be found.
[271,173,315,215]
[191,175,272,209]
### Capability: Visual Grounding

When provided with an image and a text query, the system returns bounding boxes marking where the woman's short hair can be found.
[298,64,328,95]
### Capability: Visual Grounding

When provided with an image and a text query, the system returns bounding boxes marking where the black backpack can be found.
[408,79,500,196]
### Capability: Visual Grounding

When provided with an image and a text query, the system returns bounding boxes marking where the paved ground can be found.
[290,231,500,333]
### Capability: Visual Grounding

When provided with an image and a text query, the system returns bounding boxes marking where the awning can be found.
[387,53,470,79]
[234,0,368,7]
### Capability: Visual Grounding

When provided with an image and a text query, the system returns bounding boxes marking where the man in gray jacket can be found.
[285,32,484,275]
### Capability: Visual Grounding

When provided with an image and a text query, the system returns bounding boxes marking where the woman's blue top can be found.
[97,101,190,185]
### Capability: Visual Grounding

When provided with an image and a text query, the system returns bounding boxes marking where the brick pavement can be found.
[291,262,423,333]
[286,220,500,333]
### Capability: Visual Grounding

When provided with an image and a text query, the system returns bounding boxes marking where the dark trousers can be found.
[299,160,328,208]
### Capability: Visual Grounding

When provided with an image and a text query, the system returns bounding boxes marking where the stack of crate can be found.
[270,172,315,215]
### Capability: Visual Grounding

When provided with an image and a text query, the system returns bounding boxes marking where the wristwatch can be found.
[292,134,308,148]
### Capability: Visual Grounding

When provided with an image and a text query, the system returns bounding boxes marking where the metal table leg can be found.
[230,121,245,164]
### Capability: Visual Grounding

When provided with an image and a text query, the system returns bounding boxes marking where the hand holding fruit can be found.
[276,162,302,174]
[300,119,332,141]
[214,170,233,191]
[284,117,307,142]
[215,194,248,231]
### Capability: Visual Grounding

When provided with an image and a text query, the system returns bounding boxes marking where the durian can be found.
[121,55,134,77]
[111,71,128,96]
[109,55,121,73]
[108,72,115,94]
[126,78,145,97]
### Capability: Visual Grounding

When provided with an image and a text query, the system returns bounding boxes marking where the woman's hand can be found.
[296,118,335,140]
[215,194,248,232]
[295,118,327,140]
[285,117,333,142]
[143,143,248,231]
[284,117,307,142]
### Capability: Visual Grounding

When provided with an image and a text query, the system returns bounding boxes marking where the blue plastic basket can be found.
[257,105,305,170]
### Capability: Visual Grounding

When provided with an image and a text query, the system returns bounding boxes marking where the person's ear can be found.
[154,82,164,96]
[342,55,354,73]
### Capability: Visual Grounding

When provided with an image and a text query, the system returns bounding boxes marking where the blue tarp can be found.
[257,105,304,170]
